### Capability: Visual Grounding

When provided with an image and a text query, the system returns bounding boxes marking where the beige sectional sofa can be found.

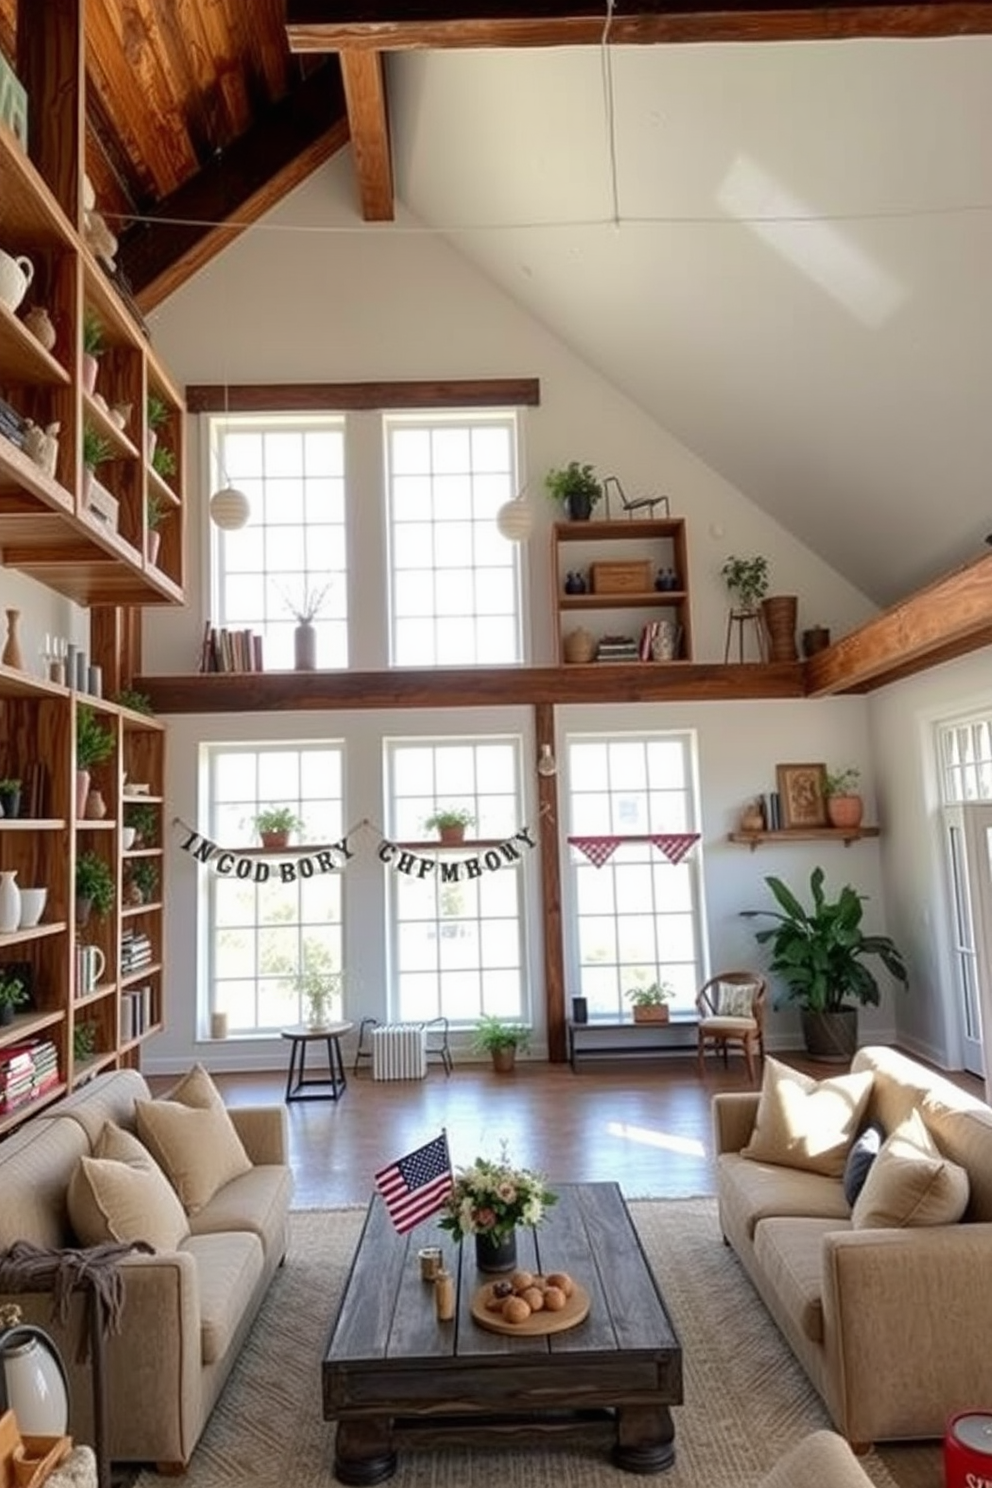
[714,1044,992,1447]
[0,1067,293,1469]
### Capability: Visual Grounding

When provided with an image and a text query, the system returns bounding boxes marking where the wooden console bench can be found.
[567,1012,699,1071]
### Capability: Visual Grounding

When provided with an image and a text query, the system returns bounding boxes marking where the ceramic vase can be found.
[474,1229,517,1274]
[75,769,91,820]
[294,621,316,671]
[0,870,21,933]
[1,608,23,670]
[23,305,56,352]
[85,788,107,820]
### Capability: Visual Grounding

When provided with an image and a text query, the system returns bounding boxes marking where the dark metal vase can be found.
[474,1229,517,1273]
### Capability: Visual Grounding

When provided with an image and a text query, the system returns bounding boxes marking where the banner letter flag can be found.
[374,1132,453,1234]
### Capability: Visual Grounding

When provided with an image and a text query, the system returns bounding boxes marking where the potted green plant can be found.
[125,858,159,906]
[472,1013,531,1073]
[146,491,167,564]
[0,969,27,1026]
[545,461,603,522]
[113,688,154,716]
[151,444,176,482]
[75,849,115,927]
[75,704,114,819]
[73,1019,98,1062]
[82,425,112,507]
[741,866,908,1062]
[124,800,157,848]
[824,766,864,830]
[0,778,21,820]
[423,806,476,845]
[253,805,302,851]
[294,962,344,1030]
[721,555,769,614]
[625,980,674,1024]
[146,393,169,460]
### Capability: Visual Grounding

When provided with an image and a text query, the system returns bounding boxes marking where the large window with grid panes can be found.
[385,736,526,1024]
[208,409,522,671]
[565,731,704,1018]
[203,742,345,1034]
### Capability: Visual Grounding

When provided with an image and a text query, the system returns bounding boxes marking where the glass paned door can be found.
[944,804,992,1080]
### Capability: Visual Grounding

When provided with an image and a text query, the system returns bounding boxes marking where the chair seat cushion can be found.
[700,1016,758,1034]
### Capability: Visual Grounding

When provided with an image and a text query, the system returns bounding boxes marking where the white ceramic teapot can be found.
[0,249,34,312]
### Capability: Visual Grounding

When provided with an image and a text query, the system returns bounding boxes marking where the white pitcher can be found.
[0,870,20,933]
[0,249,34,312]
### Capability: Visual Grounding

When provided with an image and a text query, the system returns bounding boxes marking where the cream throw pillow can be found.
[716,981,758,1018]
[166,1061,226,1111]
[852,1108,969,1228]
[741,1057,874,1178]
[136,1090,251,1215]
[68,1121,189,1250]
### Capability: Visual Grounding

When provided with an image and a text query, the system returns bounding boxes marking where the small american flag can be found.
[374,1132,453,1234]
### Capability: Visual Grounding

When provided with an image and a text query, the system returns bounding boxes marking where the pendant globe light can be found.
[495,489,532,542]
[209,382,250,530]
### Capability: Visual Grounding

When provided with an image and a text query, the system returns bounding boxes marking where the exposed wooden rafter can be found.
[285,2,992,52]
[805,550,992,696]
[340,50,394,221]
[118,61,349,312]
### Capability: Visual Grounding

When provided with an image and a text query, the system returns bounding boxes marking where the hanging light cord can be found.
[600,0,620,228]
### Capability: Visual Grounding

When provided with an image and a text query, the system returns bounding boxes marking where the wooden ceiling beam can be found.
[805,550,992,696]
[118,62,349,312]
[340,50,394,221]
[286,2,992,52]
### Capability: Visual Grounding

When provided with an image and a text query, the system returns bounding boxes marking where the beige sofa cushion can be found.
[166,1062,226,1111]
[189,1164,294,1260]
[136,1097,251,1215]
[753,1216,850,1343]
[742,1058,874,1178]
[68,1123,189,1249]
[718,1152,852,1241]
[852,1109,969,1228]
[180,1231,264,1365]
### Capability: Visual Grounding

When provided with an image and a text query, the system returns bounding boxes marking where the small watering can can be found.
[0,249,34,312]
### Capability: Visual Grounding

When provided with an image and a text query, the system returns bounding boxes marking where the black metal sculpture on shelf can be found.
[601,475,670,520]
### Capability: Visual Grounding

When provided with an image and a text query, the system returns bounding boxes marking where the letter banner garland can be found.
[568,833,700,868]
[174,818,538,883]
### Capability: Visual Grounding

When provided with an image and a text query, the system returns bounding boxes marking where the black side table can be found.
[280,1023,353,1102]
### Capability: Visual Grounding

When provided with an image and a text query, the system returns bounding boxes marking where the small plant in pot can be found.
[146,491,167,564]
[625,980,674,1024]
[73,1019,98,1062]
[146,394,169,459]
[82,311,104,394]
[824,766,864,830]
[741,866,908,1062]
[472,1013,530,1073]
[294,962,345,1030]
[0,970,27,1026]
[82,425,112,501]
[124,801,157,848]
[125,858,159,907]
[423,807,476,845]
[75,850,115,928]
[721,555,769,615]
[545,461,603,522]
[0,778,22,820]
[253,805,302,851]
[75,704,114,819]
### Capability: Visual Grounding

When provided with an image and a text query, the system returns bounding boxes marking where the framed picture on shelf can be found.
[776,762,828,829]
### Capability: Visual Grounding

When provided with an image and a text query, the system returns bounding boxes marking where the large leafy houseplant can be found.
[742,867,908,1059]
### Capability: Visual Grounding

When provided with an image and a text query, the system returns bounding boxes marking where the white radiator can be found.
[371,1024,427,1081]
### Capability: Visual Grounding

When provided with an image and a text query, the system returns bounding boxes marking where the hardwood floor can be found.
[161,1049,986,1209]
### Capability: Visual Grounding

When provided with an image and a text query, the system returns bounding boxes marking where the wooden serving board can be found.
[470,1280,590,1336]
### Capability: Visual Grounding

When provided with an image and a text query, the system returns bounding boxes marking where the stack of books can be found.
[0,395,26,452]
[121,928,153,976]
[199,624,263,673]
[596,635,640,663]
[120,985,153,1042]
[0,1038,60,1113]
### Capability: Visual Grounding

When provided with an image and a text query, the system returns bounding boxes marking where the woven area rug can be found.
[134,1200,908,1488]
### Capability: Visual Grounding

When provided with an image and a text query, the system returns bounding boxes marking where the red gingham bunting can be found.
[649,833,700,865]
[570,836,622,868]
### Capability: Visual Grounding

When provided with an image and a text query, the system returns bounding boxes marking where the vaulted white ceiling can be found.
[385,35,992,606]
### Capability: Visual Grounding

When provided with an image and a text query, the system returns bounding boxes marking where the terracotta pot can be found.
[260,830,289,850]
[438,824,466,845]
[491,1045,517,1073]
[827,794,864,830]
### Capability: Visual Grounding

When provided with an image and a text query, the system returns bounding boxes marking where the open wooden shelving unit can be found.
[728,827,881,851]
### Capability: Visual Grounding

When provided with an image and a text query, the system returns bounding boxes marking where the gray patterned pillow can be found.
[716,981,757,1017]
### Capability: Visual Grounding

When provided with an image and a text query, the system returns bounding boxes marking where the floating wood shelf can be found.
[728,827,881,851]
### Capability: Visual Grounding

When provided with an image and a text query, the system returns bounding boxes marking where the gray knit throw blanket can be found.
[0,1239,154,1358]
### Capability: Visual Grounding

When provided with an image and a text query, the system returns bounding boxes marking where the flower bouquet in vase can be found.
[438,1146,557,1273]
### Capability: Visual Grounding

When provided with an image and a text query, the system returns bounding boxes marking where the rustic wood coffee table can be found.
[322,1181,682,1484]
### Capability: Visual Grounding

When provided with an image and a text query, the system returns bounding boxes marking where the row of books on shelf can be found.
[199,624,263,673]
[120,985,153,1042]
[121,929,153,976]
[0,1038,59,1114]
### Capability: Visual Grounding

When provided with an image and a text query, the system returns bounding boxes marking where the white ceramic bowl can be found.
[122,826,137,850]
[18,887,47,928]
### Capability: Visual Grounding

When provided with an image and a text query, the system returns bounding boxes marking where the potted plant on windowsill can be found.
[253,806,302,851]
[472,1014,531,1073]
[741,866,908,1062]
[625,981,674,1024]
[424,807,476,845]
[545,461,603,522]
[824,766,864,830]
[0,970,27,1026]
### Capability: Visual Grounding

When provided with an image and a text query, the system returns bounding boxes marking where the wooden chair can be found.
[696,970,767,1084]
[601,475,670,520]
